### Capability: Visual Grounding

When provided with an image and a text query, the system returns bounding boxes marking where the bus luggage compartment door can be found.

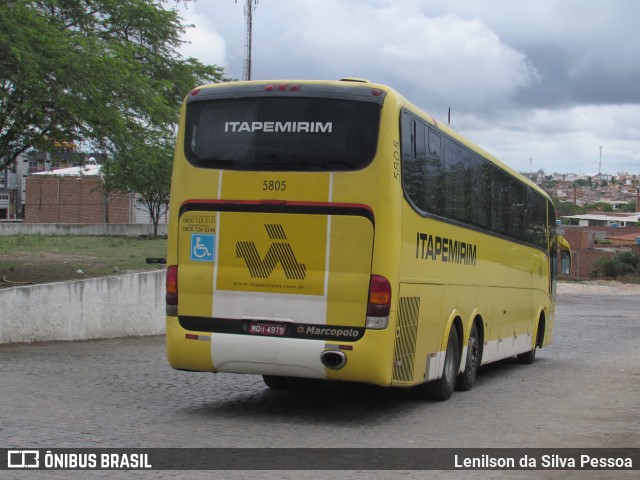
[177,207,374,331]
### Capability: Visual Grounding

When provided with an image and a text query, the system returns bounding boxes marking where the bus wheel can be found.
[424,326,459,401]
[285,377,319,390]
[262,375,288,389]
[518,321,543,364]
[456,322,480,391]
[517,345,536,364]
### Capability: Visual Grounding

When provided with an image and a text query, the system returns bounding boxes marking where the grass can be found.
[0,235,167,287]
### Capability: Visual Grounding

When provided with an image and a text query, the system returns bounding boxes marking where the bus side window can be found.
[401,112,415,160]
[509,182,525,241]
[444,137,470,223]
[469,154,490,229]
[414,122,427,211]
[401,113,425,211]
[491,168,510,235]
[425,127,444,216]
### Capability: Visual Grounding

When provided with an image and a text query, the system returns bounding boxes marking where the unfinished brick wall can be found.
[561,229,593,250]
[25,176,131,224]
[558,226,640,280]
[559,248,615,281]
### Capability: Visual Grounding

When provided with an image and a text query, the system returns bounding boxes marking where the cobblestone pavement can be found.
[1,282,639,479]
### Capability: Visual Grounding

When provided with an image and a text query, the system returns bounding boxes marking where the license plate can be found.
[248,321,286,337]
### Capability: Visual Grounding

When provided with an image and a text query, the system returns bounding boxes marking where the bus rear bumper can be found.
[166,316,395,386]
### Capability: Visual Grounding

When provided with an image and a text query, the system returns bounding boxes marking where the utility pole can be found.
[237,0,258,81]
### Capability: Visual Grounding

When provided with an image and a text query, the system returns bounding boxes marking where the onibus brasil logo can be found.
[235,224,306,280]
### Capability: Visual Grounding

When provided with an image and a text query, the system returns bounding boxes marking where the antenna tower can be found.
[598,146,603,177]
[237,0,258,81]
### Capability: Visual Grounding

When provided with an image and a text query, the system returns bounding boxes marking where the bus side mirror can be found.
[561,250,571,275]
[557,235,571,275]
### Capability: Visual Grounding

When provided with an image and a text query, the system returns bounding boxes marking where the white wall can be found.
[0,271,166,344]
[0,223,168,237]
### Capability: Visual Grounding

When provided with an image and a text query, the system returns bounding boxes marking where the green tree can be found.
[544,177,557,188]
[600,202,614,213]
[101,135,173,237]
[0,0,224,170]
[553,198,587,217]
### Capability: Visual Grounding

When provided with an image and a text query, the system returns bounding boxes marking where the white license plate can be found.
[248,321,286,337]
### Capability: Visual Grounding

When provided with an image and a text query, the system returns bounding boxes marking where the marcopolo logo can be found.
[236,224,306,280]
[294,324,362,340]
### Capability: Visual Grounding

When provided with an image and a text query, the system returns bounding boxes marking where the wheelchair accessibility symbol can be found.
[190,234,215,262]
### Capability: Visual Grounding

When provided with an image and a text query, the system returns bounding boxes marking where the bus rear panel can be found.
[167,81,401,386]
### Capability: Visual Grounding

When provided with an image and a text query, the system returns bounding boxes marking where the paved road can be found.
[1,282,639,479]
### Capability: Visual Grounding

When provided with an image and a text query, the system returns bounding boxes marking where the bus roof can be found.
[187,79,550,201]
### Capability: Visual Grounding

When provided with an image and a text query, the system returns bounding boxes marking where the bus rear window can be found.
[184,97,381,171]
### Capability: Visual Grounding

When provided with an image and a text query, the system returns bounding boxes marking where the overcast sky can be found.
[177,0,640,176]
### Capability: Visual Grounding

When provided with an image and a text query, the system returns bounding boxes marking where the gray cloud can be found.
[178,0,640,174]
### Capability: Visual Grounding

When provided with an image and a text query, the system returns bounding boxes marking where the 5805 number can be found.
[262,180,287,191]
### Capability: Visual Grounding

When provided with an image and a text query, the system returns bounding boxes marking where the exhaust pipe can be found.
[320,350,347,370]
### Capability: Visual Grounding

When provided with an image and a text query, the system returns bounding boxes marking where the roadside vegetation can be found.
[0,235,167,288]
[591,251,640,282]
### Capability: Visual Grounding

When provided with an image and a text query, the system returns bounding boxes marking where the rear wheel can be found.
[424,326,459,401]
[456,322,480,391]
[263,375,319,390]
[518,321,543,364]
[517,345,536,364]
[285,377,319,390]
[262,375,288,389]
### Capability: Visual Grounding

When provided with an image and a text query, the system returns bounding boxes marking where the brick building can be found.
[25,176,133,224]
[558,225,640,281]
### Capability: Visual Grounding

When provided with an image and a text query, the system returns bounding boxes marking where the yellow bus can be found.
[166,79,571,400]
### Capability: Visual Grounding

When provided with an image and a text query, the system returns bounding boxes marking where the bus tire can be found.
[517,345,536,364]
[285,377,319,390]
[262,375,288,389]
[424,326,459,401]
[456,322,480,391]
[518,320,543,364]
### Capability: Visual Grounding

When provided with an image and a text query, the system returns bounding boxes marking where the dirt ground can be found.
[557,278,640,294]
[0,260,166,288]
[0,238,167,288]
[1,252,99,287]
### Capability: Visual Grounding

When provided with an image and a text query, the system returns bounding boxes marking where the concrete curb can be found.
[0,270,166,344]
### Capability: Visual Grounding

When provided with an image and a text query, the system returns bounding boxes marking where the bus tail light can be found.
[166,265,178,316]
[366,274,391,329]
[264,84,300,91]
